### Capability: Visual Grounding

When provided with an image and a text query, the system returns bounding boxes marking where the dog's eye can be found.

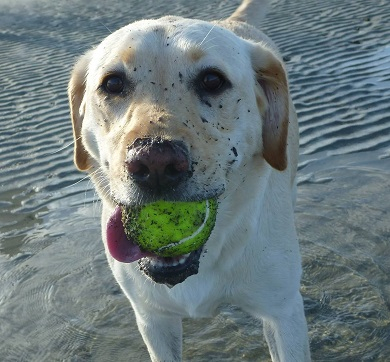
[201,72,225,91]
[102,74,124,94]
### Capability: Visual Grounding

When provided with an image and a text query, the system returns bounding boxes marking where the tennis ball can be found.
[121,199,217,257]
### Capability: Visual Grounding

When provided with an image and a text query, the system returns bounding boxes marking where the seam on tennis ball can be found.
[156,199,211,253]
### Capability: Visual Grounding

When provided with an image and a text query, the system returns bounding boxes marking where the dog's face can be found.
[69,16,289,285]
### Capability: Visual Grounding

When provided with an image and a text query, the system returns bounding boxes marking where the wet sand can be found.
[0,0,390,360]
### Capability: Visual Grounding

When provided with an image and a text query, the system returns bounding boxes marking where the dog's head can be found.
[68,16,290,286]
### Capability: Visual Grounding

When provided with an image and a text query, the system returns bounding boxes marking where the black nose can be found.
[126,138,191,191]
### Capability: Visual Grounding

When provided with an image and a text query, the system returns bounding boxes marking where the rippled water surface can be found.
[1,0,389,360]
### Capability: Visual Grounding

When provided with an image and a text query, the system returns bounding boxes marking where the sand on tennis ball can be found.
[121,199,217,257]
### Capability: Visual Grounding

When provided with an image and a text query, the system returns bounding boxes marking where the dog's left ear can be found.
[252,44,289,171]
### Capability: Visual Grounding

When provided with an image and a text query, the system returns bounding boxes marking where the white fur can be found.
[68,0,311,360]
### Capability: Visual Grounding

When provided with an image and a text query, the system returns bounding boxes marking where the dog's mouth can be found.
[138,248,202,287]
[106,206,202,287]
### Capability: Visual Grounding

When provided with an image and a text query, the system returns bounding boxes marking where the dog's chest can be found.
[157,280,226,318]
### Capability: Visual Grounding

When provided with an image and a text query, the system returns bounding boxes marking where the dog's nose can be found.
[126,138,191,191]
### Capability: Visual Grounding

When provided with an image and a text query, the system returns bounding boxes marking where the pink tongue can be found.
[106,206,153,263]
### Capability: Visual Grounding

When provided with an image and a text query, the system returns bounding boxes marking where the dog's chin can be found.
[138,248,203,287]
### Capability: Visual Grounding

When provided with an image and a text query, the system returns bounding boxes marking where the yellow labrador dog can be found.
[68,0,310,360]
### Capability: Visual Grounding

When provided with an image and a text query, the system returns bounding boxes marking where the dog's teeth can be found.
[145,252,193,269]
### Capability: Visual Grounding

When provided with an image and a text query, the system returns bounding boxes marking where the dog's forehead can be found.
[91,17,249,73]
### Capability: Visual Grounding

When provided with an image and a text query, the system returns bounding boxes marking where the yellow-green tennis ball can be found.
[121,199,217,257]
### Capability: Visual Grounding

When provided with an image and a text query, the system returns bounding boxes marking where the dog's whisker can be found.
[199,36,217,46]
[202,44,219,52]
[199,24,217,46]
[84,177,100,210]
[65,168,100,190]
[48,136,79,155]
[64,175,90,190]
[99,21,113,34]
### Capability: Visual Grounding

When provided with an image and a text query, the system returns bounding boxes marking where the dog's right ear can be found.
[68,51,93,171]
[251,44,289,171]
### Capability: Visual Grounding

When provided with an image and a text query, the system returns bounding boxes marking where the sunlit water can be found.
[0,0,389,360]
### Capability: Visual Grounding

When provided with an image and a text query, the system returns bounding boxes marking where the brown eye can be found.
[103,74,124,94]
[202,72,224,91]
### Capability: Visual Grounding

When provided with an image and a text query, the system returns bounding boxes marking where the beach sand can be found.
[0,0,390,360]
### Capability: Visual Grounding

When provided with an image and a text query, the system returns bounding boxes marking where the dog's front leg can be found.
[262,292,310,362]
[134,310,183,362]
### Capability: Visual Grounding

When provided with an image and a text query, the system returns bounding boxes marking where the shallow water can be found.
[0,0,389,360]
